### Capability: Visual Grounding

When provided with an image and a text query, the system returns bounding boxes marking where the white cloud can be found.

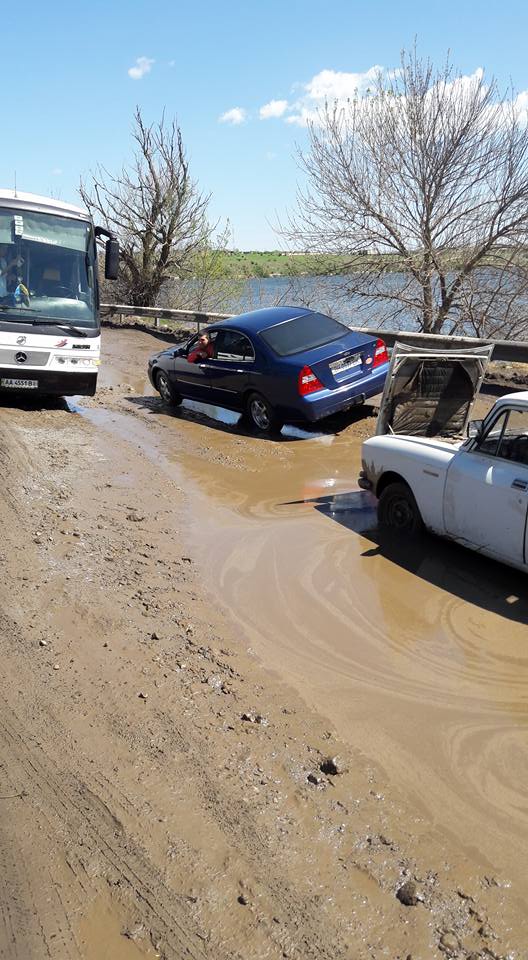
[285,108,317,127]
[287,65,399,126]
[51,167,63,176]
[285,64,528,131]
[306,66,386,101]
[425,68,528,130]
[515,90,528,124]
[128,56,155,80]
[259,99,288,119]
[219,107,247,125]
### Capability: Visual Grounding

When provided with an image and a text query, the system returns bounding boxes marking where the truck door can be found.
[444,405,528,566]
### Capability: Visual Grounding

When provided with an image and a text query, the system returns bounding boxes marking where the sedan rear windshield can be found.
[259,312,349,357]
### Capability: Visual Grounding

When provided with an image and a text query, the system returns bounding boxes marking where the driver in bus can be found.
[0,244,23,298]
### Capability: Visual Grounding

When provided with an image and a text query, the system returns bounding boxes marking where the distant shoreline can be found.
[217,248,528,279]
[218,250,399,278]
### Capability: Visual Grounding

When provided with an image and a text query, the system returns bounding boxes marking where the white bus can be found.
[0,190,118,397]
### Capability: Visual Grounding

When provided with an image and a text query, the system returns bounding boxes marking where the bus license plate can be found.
[1,378,38,389]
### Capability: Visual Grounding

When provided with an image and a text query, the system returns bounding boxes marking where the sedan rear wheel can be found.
[246,392,283,434]
[156,370,182,407]
[378,481,423,536]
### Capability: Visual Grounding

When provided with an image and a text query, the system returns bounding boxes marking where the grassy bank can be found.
[216,248,528,279]
[218,250,359,278]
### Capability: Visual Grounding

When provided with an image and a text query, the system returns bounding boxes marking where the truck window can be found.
[476,408,528,465]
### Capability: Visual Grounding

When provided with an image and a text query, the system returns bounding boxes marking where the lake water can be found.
[170,271,527,338]
[224,274,415,330]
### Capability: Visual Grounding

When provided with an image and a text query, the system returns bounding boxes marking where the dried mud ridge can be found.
[0,380,523,958]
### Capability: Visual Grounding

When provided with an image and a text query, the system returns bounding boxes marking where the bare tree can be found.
[283,51,528,336]
[165,222,244,314]
[80,107,212,307]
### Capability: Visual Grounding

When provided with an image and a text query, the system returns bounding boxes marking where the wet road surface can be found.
[90,330,528,914]
[1,325,527,958]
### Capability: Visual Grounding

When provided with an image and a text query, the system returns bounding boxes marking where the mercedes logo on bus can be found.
[15,352,28,364]
[16,335,27,345]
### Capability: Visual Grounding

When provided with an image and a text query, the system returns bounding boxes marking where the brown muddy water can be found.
[89,331,528,924]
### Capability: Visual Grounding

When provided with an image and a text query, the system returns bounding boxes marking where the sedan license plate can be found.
[1,378,38,389]
[330,355,361,375]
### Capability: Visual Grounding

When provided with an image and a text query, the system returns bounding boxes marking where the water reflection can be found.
[284,488,528,626]
[125,394,372,441]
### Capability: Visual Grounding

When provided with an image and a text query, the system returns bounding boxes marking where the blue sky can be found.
[2,0,528,249]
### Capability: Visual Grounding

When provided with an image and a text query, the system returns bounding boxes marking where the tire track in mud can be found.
[0,406,354,960]
[0,827,38,960]
[0,598,354,960]
[104,699,351,960]
[0,407,210,959]
[0,653,209,960]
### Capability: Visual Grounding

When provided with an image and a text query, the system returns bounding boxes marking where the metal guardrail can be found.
[100,303,528,363]
[350,327,528,364]
[101,303,230,331]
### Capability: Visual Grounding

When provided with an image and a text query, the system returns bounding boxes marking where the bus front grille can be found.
[0,350,51,367]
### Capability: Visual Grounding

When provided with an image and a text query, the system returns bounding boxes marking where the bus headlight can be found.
[53,355,99,367]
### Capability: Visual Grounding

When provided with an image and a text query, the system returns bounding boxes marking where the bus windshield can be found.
[0,207,96,327]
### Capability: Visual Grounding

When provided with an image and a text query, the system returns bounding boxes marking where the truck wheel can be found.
[246,393,283,434]
[156,370,182,407]
[378,482,423,536]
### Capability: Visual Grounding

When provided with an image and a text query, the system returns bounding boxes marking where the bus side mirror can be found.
[105,239,119,280]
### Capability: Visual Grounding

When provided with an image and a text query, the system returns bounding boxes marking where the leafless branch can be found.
[280,50,528,336]
[80,107,214,307]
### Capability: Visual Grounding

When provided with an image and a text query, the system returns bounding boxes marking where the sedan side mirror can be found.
[173,346,187,357]
[467,419,483,439]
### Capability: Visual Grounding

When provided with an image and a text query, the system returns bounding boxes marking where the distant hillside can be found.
[218,251,352,278]
[217,248,528,279]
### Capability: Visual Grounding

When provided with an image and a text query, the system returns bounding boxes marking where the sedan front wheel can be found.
[156,370,182,407]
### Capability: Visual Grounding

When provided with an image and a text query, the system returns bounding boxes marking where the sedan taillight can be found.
[298,365,324,396]
[372,339,389,368]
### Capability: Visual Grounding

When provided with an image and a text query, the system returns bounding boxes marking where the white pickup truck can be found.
[359,343,528,573]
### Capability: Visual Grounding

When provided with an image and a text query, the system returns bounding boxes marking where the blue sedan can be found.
[147,306,390,433]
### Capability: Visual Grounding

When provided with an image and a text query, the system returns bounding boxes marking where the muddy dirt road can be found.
[1,327,527,960]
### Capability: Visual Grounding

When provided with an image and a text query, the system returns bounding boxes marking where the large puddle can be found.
[81,331,528,905]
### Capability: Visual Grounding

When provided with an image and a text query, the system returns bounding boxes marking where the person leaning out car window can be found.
[188,334,214,364]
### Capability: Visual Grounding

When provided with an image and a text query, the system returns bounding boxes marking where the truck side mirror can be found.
[105,239,119,280]
[467,419,483,439]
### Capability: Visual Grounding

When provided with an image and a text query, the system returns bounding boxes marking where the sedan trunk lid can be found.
[303,332,385,390]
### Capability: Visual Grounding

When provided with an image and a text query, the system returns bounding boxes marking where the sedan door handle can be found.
[512,478,528,490]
